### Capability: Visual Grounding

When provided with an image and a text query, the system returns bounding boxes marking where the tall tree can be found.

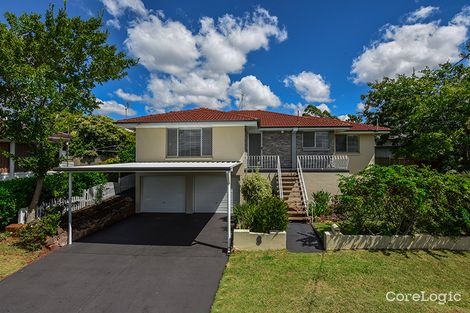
[57,113,135,162]
[0,5,136,221]
[361,47,470,171]
[343,114,363,123]
[303,105,335,118]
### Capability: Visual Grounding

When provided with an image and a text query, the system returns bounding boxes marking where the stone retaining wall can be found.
[324,232,470,251]
[62,195,135,241]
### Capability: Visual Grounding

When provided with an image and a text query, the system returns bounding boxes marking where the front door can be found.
[249,133,261,156]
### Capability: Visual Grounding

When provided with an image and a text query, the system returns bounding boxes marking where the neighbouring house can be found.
[375,139,412,166]
[0,132,71,181]
[0,141,33,181]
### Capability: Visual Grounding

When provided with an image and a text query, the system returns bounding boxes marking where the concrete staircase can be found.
[279,172,309,223]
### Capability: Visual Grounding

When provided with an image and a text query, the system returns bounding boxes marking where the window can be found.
[335,135,359,153]
[302,131,329,150]
[167,128,212,157]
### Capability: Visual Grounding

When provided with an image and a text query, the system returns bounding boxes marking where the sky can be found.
[0,0,469,120]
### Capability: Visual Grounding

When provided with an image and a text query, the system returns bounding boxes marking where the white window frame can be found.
[168,127,212,157]
[302,131,330,151]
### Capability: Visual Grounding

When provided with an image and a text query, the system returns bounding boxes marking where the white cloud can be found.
[316,103,331,113]
[198,8,287,73]
[452,5,470,26]
[356,102,365,111]
[147,72,231,110]
[106,18,121,30]
[101,0,148,29]
[121,7,286,111]
[101,0,148,17]
[406,6,439,23]
[352,6,470,84]
[95,99,136,116]
[115,88,143,102]
[229,75,281,110]
[337,114,349,121]
[284,103,307,115]
[284,71,332,103]
[125,14,200,75]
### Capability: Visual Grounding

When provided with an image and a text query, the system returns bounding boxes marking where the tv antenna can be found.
[125,102,130,118]
[238,92,245,110]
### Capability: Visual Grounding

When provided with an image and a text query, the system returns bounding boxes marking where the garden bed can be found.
[233,229,286,250]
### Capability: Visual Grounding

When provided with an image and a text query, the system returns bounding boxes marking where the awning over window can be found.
[53,161,241,172]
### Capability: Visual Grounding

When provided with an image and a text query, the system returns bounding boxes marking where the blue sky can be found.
[0,0,469,120]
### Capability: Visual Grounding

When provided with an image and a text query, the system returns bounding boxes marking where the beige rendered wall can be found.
[303,172,349,197]
[135,126,245,163]
[135,128,166,161]
[254,171,347,199]
[336,134,375,174]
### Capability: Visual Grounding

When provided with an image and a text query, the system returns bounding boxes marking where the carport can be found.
[54,161,240,254]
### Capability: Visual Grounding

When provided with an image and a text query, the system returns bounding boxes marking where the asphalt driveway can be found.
[0,213,228,313]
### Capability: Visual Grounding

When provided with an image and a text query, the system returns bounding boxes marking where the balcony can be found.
[245,155,279,170]
[298,155,349,170]
[245,154,349,171]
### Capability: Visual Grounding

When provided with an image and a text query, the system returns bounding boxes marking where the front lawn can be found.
[0,234,41,280]
[212,250,470,313]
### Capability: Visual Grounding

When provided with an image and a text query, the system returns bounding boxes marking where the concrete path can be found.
[287,223,324,252]
[0,213,228,313]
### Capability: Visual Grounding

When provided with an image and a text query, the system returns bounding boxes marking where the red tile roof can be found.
[117,108,256,123]
[117,107,389,131]
[234,110,352,128]
[346,122,390,131]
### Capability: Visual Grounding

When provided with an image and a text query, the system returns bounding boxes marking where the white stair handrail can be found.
[296,156,309,217]
[277,156,283,199]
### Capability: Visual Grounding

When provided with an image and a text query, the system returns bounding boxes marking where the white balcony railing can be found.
[298,155,349,170]
[246,155,278,170]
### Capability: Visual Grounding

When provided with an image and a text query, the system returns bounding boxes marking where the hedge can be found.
[335,165,470,236]
[0,172,107,229]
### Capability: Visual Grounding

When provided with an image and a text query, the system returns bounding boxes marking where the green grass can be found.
[0,233,41,280]
[312,222,332,241]
[212,250,470,313]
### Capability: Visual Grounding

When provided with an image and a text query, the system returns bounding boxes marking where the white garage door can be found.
[141,176,185,213]
[194,175,239,213]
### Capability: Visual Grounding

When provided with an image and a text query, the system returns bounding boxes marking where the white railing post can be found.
[297,155,349,170]
[277,156,283,199]
[246,155,280,171]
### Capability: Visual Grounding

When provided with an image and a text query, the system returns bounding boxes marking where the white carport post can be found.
[226,169,232,255]
[67,172,72,245]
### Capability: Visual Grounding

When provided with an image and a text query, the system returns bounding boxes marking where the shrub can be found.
[241,172,272,204]
[118,144,136,163]
[16,209,62,251]
[251,196,289,233]
[0,172,108,229]
[336,165,470,236]
[309,190,332,218]
[234,202,257,229]
[0,187,18,229]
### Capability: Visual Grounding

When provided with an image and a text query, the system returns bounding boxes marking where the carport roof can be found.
[54,161,241,172]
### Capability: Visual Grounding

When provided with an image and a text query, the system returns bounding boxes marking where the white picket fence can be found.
[18,174,135,222]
